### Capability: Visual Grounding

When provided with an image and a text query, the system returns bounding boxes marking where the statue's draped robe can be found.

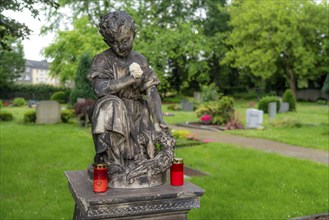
[88,49,160,168]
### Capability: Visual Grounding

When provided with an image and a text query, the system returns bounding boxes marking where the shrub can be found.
[167,104,181,111]
[51,91,67,104]
[12,97,27,106]
[0,112,14,121]
[0,84,70,100]
[61,109,74,123]
[282,89,296,111]
[0,100,2,108]
[196,96,235,125]
[70,53,95,104]
[200,83,220,102]
[258,96,280,113]
[23,110,36,123]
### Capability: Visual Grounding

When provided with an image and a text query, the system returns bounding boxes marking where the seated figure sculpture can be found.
[88,11,175,188]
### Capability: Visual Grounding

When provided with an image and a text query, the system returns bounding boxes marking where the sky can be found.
[3,9,55,61]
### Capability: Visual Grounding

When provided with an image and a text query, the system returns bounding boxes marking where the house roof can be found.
[26,59,49,70]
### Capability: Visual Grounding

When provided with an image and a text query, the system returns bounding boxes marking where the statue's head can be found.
[99,11,136,58]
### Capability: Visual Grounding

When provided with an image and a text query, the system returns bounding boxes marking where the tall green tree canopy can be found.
[222,0,328,96]
[43,0,231,95]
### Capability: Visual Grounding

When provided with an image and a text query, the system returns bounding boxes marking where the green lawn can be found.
[163,102,329,150]
[177,143,329,219]
[230,102,329,150]
[1,113,328,219]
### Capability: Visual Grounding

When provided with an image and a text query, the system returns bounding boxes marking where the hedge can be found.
[0,84,70,101]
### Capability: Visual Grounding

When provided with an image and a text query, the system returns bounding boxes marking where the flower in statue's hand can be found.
[129,62,143,78]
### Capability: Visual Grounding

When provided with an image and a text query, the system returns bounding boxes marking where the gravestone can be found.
[181,101,194,111]
[193,92,201,101]
[36,101,61,124]
[268,102,277,118]
[279,102,289,113]
[246,109,263,128]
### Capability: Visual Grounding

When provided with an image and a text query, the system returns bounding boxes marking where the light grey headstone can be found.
[181,102,194,111]
[246,109,263,128]
[77,98,86,103]
[36,101,61,124]
[279,102,290,113]
[194,92,201,101]
[268,102,277,118]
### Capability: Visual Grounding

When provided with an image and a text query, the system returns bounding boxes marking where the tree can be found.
[0,37,25,87]
[0,0,59,50]
[43,17,107,82]
[70,52,95,104]
[222,0,328,96]
[0,0,59,86]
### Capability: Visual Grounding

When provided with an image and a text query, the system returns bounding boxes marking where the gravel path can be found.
[170,125,329,165]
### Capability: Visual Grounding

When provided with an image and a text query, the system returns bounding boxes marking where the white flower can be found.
[129,62,143,78]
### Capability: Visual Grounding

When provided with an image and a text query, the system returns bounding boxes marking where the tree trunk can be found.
[287,67,297,98]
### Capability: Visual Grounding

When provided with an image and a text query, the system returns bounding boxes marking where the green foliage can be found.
[270,118,302,128]
[43,17,107,82]
[196,96,235,125]
[0,99,2,108]
[0,84,70,100]
[61,109,74,123]
[223,0,329,95]
[0,111,14,121]
[200,83,220,102]
[23,110,36,123]
[50,91,67,104]
[70,52,95,104]
[258,96,280,113]
[283,89,296,111]
[167,104,181,111]
[0,38,25,87]
[12,97,26,107]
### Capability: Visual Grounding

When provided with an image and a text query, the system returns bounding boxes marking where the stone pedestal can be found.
[65,170,205,220]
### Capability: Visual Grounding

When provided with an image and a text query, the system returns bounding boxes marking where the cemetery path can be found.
[169,125,329,165]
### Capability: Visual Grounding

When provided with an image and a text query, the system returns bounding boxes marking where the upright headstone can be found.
[194,92,201,101]
[246,109,263,128]
[268,102,277,118]
[279,102,290,113]
[36,101,61,124]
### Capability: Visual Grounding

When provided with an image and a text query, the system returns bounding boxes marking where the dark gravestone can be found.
[65,170,204,220]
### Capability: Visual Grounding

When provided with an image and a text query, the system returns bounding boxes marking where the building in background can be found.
[16,59,60,86]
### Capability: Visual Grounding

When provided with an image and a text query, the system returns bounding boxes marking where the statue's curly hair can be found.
[99,11,136,46]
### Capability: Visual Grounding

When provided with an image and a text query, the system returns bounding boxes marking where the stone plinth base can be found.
[65,170,204,220]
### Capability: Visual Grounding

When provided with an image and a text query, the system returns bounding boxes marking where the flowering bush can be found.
[200,114,212,123]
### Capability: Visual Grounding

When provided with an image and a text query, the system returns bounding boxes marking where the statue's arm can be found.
[92,76,136,97]
[146,86,168,131]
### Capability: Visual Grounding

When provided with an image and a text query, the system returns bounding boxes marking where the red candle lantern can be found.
[93,163,108,193]
[170,158,184,186]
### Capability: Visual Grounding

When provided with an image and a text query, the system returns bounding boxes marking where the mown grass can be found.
[176,143,329,219]
[230,102,329,150]
[162,102,329,150]
[1,116,328,219]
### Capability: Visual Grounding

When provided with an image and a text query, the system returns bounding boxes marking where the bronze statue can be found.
[87,11,175,188]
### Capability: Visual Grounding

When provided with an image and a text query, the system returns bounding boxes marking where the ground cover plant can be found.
[1,106,328,219]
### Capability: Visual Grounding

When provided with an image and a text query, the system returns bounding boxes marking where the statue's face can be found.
[108,29,134,58]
